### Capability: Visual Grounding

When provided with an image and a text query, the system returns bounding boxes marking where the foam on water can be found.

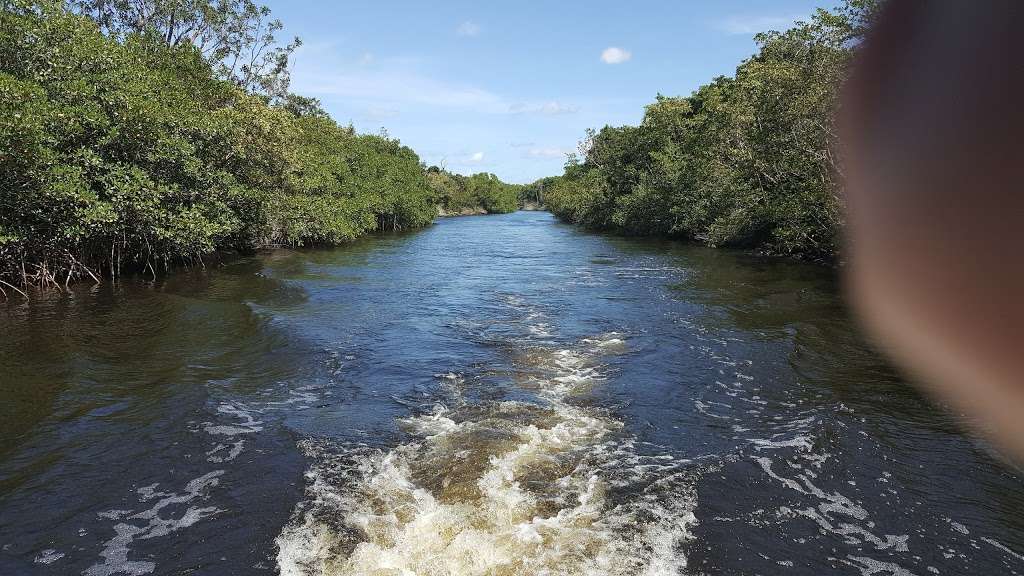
[678,319,971,574]
[276,331,696,576]
[80,356,338,574]
[85,471,224,576]
[34,549,64,565]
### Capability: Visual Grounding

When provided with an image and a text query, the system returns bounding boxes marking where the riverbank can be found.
[0,209,524,300]
[0,5,525,294]
[436,205,488,217]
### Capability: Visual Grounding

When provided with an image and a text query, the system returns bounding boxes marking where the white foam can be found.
[844,555,918,576]
[981,537,1024,562]
[34,549,64,564]
[86,471,224,576]
[750,436,814,452]
[400,405,463,438]
[947,519,969,535]
[202,403,263,436]
[759,456,913,558]
[276,332,695,576]
[207,439,246,463]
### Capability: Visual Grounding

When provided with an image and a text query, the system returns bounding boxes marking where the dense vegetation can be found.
[426,169,521,216]
[518,176,555,208]
[0,0,519,292]
[544,1,876,261]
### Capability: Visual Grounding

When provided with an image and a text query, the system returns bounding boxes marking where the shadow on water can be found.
[0,260,317,573]
[0,261,305,460]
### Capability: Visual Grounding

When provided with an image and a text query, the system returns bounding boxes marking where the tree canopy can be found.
[544,0,878,261]
[0,0,519,290]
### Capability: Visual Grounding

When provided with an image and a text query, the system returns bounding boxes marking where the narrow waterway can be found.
[2,211,1021,575]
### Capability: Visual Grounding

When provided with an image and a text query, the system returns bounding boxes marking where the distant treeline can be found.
[543,1,877,261]
[427,169,521,215]
[518,177,554,208]
[0,0,521,291]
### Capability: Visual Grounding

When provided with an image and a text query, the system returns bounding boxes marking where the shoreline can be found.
[0,209,538,298]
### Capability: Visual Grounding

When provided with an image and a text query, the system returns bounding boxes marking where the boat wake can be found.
[276,323,696,576]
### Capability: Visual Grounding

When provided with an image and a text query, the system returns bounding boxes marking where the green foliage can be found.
[0,2,453,286]
[426,167,521,215]
[66,0,302,100]
[519,176,556,207]
[545,1,877,260]
[465,173,519,214]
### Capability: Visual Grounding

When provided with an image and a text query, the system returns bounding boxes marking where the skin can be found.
[841,1,1024,460]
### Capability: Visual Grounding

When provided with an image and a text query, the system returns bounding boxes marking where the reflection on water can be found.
[1,212,1022,575]
[0,264,313,574]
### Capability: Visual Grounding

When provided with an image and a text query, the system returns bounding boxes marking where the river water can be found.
[1,211,1022,576]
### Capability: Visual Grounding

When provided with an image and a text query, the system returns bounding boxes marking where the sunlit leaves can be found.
[544,0,878,261]
[0,4,441,283]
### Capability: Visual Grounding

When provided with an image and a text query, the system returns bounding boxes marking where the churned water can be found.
[1,211,1022,575]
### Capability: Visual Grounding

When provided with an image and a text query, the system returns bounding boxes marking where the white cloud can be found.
[526,147,571,159]
[600,47,632,64]
[456,21,480,37]
[715,14,806,35]
[445,151,489,169]
[358,52,375,66]
[508,101,579,115]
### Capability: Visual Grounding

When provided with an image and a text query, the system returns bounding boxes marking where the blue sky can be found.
[264,0,835,184]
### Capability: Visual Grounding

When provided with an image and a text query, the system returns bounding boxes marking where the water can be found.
[1,211,1021,575]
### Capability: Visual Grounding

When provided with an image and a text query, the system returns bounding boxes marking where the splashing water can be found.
[276,332,696,576]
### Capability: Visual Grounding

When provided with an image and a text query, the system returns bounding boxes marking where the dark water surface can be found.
[2,211,1022,575]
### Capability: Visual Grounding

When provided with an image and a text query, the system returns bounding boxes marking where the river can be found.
[1,211,1022,575]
